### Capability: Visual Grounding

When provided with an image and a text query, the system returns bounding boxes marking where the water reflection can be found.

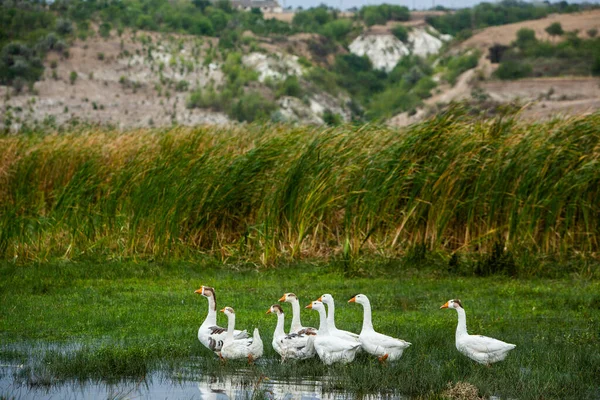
[1,362,402,400]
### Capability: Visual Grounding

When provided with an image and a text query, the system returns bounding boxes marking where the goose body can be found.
[349,294,411,362]
[279,293,317,335]
[195,286,249,353]
[306,301,361,365]
[267,304,316,361]
[318,294,360,343]
[220,307,263,362]
[441,299,516,365]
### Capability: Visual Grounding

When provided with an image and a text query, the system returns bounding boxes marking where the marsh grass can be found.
[1,110,600,267]
[1,260,599,399]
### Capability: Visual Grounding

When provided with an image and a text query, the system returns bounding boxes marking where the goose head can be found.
[305,300,325,312]
[220,306,235,316]
[266,304,284,315]
[348,293,369,305]
[318,293,334,305]
[440,299,463,310]
[194,285,216,300]
[279,293,298,303]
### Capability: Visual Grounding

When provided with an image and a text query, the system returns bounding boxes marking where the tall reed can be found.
[1,110,599,263]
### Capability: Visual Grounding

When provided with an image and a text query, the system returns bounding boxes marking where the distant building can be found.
[230,0,282,13]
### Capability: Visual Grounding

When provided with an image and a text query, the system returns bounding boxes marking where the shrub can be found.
[229,92,276,122]
[545,22,564,38]
[322,109,342,126]
[175,80,189,92]
[12,77,25,93]
[276,75,302,98]
[391,25,409,43]
[515,28,536,48]
[588,28,598,38]
[321,19,353,42]
[69,71,78,85]
[55,18,73,35]
[494,60,532,80]
[99,22,112,38]
[97,52,105,61]
[0,42,44,85]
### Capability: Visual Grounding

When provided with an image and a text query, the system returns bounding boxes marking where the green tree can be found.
[515,28,536,49]
[494,60,532,80]
[391,25,409,43]
[545,22,564,39]
[321,19,353,42]
[69,70,78,85]
[0,42,44,85]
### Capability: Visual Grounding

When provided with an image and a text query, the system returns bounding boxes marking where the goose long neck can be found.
[360,300,374,332]
[205,296,217,325]
[317,307,329,335]
[326,301,337,329]
[226,313,236,340]
[455,308,468,337]
[290,299,303,331]
[275,313,286,337]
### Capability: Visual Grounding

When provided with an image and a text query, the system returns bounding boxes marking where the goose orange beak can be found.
[440,302,449,309]
[305,303,313,309]
[348,296,356,303]
[278,295,286,302]
[317,296,323,301]
[266,308,272,314]
[194,286,203,294]
[220,308,226,313]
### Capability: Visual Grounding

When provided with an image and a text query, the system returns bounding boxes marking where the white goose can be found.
[220,306,263,363]
[266,304,316,361]
[194,286,249,353]
[279,293,317,335]
[441,299,516,365]
[305,301,361,365]
[318,294,360,342]
[349,294,411,362]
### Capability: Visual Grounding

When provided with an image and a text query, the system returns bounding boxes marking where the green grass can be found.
[1,110,600,267]
[1,259,599,398]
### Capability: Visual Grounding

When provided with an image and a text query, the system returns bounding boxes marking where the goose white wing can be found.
[366,331,411,349]
[204,326,249,352]
[317,336,361,352]
[461,335,515,353]
[333,329,359,341]
[279,333,315,359]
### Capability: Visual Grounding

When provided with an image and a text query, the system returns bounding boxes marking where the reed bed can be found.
[1,110,599,264]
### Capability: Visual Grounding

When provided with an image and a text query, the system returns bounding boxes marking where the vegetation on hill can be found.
[427,0,587,40]
[1,110,599,264]
[495,25,600,79]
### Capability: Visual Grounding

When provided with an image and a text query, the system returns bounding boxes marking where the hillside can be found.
[1,1,599,131]
[390,9,600,126]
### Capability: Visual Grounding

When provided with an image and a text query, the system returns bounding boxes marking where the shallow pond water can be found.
[1,362,403,400]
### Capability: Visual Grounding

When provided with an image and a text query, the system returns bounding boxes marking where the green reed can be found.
[1,109,599,264]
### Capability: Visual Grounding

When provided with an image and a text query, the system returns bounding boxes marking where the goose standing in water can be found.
[305,301,361,365]
[220,307,263,363]
[441,299,516,365]
[266,304,316,361]
[349,294,411,362]
[194,286,249,353]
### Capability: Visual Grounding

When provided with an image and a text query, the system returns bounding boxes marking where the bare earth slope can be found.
[2,32,228,130]
[460,9,600,52]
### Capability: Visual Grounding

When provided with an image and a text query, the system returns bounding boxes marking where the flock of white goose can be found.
[194,286,516,366]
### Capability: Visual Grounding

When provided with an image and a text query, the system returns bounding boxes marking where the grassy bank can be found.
[0,260,599,398]
[1,110,600,267]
